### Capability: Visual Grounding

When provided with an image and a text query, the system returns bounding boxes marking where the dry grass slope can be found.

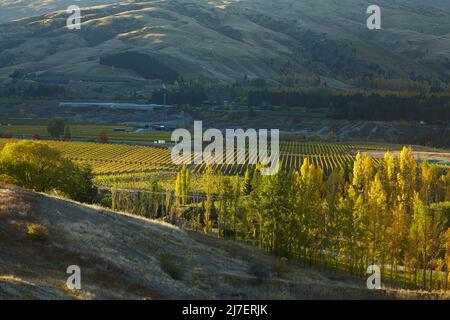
[0,183,448,300]
[0,0,449,83]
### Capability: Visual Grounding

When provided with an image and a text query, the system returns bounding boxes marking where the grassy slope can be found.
[2,183,447,300]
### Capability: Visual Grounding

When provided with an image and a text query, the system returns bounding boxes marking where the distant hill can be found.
[0,0,118,23]
[0,0,449,84]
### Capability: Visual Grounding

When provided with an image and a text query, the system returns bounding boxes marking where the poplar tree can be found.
[175,164,190,205]
[409,192,429,288]
[397,147,417,212]
[387,203,409,281]
[439,170,450,202]
[175,172,182,206]
[293,159,323,259]
[203,165,215,234]
[63,126,72,141]
[444,229,450,279]
[338,185,359,273]
[381,150,396,204]
[217,174,233,238]
[419,162,439,204]
[241,168,252,195]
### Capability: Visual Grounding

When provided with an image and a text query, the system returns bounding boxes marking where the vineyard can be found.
[0,139,176,174]
[0,138,395,176]
[192,142,386,175]
[56,141,177,174]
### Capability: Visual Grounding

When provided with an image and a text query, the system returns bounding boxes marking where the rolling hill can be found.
[0,0,449,84]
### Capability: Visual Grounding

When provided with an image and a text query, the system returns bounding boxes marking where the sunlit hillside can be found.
[0,0,449,83]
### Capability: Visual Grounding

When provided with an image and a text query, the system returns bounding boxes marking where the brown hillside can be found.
[0,183,447,299]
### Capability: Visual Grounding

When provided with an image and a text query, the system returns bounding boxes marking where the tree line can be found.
[0,80,65,98]
[175,148,450,290]
[247,89,450,123]
[2,139,450,290]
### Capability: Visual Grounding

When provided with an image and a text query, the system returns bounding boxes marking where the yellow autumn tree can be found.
[381,150,397,204]
[419,162,440,204]
[397,147,417,211]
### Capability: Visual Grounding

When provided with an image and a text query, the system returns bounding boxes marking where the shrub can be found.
[98,131,108,144]
[27,223,48,241]
[327,130,337,142]
[160,253,184,280]
[47,118,65,138]
[100,193,112,208]
[275,257,289,276]
[249,263,272,283]
[32,133,41,140]
[0,141,95,202]
[63,126,71,141]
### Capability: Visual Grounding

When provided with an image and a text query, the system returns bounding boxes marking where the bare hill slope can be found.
[0,0,449,83]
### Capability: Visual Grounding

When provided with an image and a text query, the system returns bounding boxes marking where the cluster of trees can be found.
[98,131,108,144]
[151,86,208,106]
[47,118,73,140]
[0,80,65,98]
[175,165,190,205]
[179,147,450,289]
[99,52,179,82]
[47,118,67,139]
[350,77,447,93]
[247,89,450,123]
[46,118,108,143]
[146,78,450,123]
[0,132,12,138]
[0,141,96,203]
[412,128,450,149]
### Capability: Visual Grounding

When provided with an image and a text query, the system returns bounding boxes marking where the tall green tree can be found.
[203,165,215,234]
[47,118,65,139]
[241,168,252,195]
[0,141,94,202]
[63,126,72,141]
[397,147,417,212]
[175,164,191,205]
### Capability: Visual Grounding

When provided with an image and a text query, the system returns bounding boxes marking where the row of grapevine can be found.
[52,141,172,164]
[0,138,409,177]
[192,154,365,176]
[280,141,387,155]
[72,160,177,175]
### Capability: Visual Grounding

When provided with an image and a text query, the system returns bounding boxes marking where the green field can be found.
[0,124,171,142]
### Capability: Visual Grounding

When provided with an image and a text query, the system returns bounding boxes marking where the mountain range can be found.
[0,0,449,84]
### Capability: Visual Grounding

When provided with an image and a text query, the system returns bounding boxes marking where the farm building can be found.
[59,102,170,110]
